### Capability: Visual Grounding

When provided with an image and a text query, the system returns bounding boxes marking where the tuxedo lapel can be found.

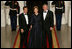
[45,11,49,21]
[22,13,26,24]
[23,13,29,25]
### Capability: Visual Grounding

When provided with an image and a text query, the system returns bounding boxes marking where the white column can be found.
[18,1,24,14]
[2,1,11,25]
[65,1,71,24]
[1,1,6,27]
[17,1,24,26]
[68,2,71,27]
[5,6,11,25]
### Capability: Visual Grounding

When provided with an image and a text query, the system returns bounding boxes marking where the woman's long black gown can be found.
[29,13,42,48]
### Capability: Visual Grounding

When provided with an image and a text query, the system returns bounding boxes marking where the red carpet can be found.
[13,26,60,48]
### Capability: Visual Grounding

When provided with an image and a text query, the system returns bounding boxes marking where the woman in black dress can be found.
[29,6,42,48]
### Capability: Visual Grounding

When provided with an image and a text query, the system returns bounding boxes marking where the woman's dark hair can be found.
[33,6,39,10]
[33,6,39,13]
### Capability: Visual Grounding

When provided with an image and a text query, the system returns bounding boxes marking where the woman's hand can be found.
[30,25,32,29]
[29,25,32,31]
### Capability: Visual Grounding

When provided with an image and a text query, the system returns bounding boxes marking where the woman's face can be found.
[34,8,38,13]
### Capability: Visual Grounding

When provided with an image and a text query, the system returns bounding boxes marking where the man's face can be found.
[43,5,48,11]
[24,8,28,14]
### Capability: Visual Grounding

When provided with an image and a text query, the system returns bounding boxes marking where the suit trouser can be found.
[10,15,17,30]
[55,13,62,30]
[20,31,28,48]
[42,29,52,48]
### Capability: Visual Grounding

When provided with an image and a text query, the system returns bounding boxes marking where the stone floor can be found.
[56,24,71,48]
[1,25,71,48]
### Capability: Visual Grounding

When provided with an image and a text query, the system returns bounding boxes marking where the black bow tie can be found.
[43,11,47,13]
[25,14,27,15]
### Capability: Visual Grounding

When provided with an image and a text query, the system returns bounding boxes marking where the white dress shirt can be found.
[24,13,29,25]
[43,10,48,20]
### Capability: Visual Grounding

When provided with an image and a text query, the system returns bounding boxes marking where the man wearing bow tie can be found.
[19,6,30,48]
[42,4,54,48]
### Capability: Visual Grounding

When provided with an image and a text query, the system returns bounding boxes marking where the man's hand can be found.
[17,14,19,16]
[21,29,24,34]
[50,27,53,30]
[16,9,18,13]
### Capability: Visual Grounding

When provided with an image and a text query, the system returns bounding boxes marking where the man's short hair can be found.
[43,3,48,6]
[23,6,28,10]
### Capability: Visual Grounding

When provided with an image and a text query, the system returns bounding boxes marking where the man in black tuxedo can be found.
[42,4,54,48]
[19,6,30,48]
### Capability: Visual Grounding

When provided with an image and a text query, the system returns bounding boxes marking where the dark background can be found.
[26,1,48,16]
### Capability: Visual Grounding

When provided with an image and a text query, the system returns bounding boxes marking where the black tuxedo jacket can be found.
[41,10,54,31]
[19,13,30,33]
